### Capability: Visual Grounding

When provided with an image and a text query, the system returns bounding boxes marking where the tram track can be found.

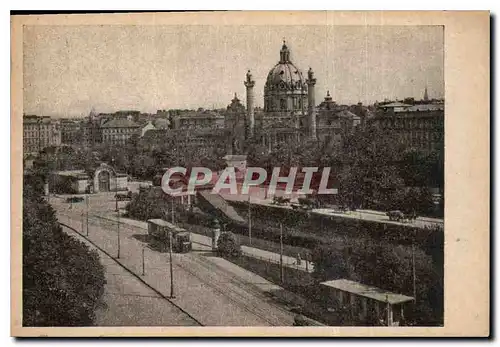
[58,212,294,326]
[175,254,292,326]
[58,221,204,326]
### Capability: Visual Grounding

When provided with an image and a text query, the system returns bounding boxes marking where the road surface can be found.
[98,213,314,273]
[60,224,199,326]
[52,194,296,326]
[222,192,443,229]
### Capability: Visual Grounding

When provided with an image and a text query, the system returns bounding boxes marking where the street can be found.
[52,193,296,326]
[61,225,200,326]
[221,191,443,230]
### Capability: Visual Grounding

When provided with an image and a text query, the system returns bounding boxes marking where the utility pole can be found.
[412,242,417,302]
[171,197,175,224]
[115,179,119,212]
[169,231,175,298]
[386,294,391,326]
[117,211,121,259]
[86,194,89,236]
[248,194,252,245]
[81,212,84,234]
[142,247,145,276]
[280,223,284,284]
[47,177,50,204]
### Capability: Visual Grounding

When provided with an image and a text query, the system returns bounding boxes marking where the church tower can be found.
[244,70,255,139]
[423,86,429,102]
[307,67,317,140]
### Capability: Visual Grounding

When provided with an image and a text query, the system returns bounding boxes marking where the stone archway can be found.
[93,163,117,193]
[98,171,110,192]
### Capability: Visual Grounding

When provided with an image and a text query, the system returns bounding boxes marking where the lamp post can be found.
[279,223,284,284]
[169,231,175,298]
[117,210,121,259]
[86,193,89,236]
[112,157,118,212]
[142,247,145,276]
[248,193,252,245]
[412,242,417,303]
[81,211,84,234]
[171,196,177,224]
[386,294,391,326]
[115,178,119,212]
[161,206,175,298]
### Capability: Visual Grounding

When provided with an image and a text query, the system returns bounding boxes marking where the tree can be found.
[125,188,165,220]
[311,238,443,326]
[23,178,106,326]
[348,242,442,325]
[335,127,408,210]
[129,154,156,179]
[217,232,241,258]
[311,245,349,282]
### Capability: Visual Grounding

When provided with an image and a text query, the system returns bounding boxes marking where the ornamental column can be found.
[244,70,255,139]
[307,67,317,140]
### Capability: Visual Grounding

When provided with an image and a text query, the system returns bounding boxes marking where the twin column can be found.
[244,70,255,139]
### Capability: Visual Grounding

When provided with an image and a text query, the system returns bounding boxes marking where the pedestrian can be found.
[296,253,302,266]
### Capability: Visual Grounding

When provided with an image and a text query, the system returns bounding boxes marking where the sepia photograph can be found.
[10,11,489,337]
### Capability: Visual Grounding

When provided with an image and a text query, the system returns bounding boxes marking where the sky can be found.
[23,25,444,118]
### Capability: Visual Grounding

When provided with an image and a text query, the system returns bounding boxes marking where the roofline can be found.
[320,279,415,305]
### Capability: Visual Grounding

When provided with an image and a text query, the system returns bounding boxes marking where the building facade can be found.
[83,109,104,146]
[50,163,128,194]
[171,110,225,131]
[60,118,84,145]
[315,91,361,146]
[370,102,444,153]
[23,115,61,156]
[101,117,141,146]
[228,41,360,152]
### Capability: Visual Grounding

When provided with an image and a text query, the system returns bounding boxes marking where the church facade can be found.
[228,41,359,153]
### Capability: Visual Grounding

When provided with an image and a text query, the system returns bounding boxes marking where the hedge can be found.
[23,178,106,326]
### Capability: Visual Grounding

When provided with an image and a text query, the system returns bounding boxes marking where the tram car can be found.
[147,219,192,253]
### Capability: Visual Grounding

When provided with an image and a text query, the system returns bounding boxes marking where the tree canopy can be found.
[311,235,443,326]
[23,177,106,326]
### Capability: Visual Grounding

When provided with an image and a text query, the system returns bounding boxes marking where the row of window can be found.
[399,130,442,140]
[24,130,60,136]
[177,124,224,130]
[23,124,57,131]
[401,132,442,148]
[103,134,133,140]
[102,128,136,134]
[24,133,60,139]
[179,119,218,126]
[265,97,306,111]
[266,80,306,91]
[103,139,129,145]
[24,138,60,144]
[379,117,442,129]
[24,146,39,153]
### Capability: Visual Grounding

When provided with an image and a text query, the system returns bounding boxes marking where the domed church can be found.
[263,42,308,116]
[236,41,318,151]
[226,41,358,153]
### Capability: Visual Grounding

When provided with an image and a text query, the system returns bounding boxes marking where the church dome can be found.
[265,42,306,92]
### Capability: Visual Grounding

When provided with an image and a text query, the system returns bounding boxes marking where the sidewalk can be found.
[96,214,314,273]
[222,192,443,228]
[60,223,199,326]
[357,209,444,224]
